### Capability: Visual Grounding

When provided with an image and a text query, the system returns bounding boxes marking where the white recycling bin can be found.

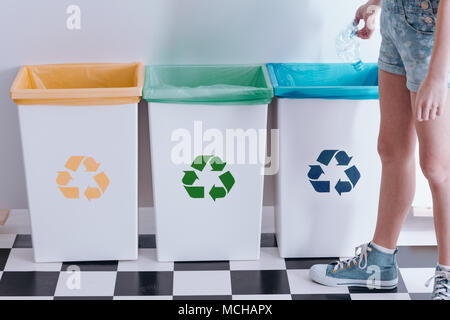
[144,65,274,261]
[268,63,381,258]
[10,62,144,262]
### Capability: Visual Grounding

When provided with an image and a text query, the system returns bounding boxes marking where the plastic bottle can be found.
[336,21,364,71]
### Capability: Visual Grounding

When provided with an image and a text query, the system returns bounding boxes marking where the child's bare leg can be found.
[372,70,417,249]
[414,91,450,265]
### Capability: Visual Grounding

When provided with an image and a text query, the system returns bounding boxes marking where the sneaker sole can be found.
[310,268,398,289]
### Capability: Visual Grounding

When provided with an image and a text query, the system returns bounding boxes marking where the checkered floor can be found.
[0,233,438,300]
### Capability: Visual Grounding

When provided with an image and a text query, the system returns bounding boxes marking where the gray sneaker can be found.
[309,243,398,289]
[426,266,450,300]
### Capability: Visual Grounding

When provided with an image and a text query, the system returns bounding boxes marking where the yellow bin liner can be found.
[10,62,144,106]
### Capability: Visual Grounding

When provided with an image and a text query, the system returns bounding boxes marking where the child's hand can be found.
[355,1,381,40]
[415,75,448,121]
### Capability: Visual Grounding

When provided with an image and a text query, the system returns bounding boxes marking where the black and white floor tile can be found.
[0,233,437,300]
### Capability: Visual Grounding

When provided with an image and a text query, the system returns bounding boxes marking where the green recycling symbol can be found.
[182,155,235,201]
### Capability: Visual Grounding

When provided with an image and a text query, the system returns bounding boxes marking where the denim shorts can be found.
[378,0,450,92]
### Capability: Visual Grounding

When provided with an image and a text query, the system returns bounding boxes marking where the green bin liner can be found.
[143,65,274,105]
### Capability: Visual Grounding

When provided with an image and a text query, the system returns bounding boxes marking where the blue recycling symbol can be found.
[308,150,361,196]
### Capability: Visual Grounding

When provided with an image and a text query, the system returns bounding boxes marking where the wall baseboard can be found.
[412,206,433,218]
[2,207,436,246]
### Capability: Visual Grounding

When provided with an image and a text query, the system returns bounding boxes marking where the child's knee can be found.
[377,138,414,164]
[420,156,450,186]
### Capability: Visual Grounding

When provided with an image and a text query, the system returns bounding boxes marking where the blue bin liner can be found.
[267,63,379,100]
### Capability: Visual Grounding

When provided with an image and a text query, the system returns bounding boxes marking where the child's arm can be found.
[416,0,450,121]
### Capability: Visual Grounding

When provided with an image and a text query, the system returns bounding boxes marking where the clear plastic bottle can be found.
[336,21,364,71]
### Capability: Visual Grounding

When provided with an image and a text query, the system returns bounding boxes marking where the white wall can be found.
[0,0,380,209]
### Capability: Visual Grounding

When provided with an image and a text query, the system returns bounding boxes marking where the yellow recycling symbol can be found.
[56,156,110,201]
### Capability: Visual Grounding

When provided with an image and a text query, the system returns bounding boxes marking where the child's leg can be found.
[372,70,417,249]
[414,91,450,266]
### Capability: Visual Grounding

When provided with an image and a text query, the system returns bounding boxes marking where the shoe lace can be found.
[426,271,450,300]
[333,243,372,272]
